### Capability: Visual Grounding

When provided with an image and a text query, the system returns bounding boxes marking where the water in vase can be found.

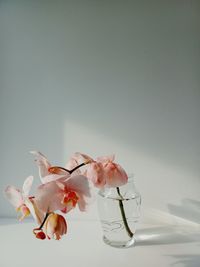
[97,192,141,247]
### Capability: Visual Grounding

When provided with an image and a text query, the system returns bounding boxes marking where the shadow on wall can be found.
[168,199,200,224]
[168,254,200,267]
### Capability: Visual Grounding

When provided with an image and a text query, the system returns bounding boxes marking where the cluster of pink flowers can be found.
[4,151,128,240]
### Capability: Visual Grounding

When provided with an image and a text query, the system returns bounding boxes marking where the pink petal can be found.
[64,175,92,211]
[40,173,70,184]
[65,152,93,171]
[104,163,128,187]
[77,195,88,212]
[86,162,106,188]
[65,158,80,174]
[64,175,91,198]
[22,176,34,196]
[56,181,65,191]
[30,151,51,179]
[35,182,66,213]
[25,198,45,225]
[4,186,23,209]
[96,154,115,163]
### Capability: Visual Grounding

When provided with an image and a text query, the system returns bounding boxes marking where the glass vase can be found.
[97,177,141,248]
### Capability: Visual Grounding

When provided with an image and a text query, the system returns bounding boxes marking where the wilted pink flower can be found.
[44,213,67,240]
[101,159,128,187]
[84,154,128,188]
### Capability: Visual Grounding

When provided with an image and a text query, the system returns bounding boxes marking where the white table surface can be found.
[0,219,199,267]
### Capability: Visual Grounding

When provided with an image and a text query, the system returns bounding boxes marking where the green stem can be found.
[49,162,89,175]
[69,162,86,174]
[116,187,133,238]
[33,212,51,235]
[39,212,50,230]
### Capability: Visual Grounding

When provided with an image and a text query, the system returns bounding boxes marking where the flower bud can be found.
[35,231,46,240]
[44,213,67,240]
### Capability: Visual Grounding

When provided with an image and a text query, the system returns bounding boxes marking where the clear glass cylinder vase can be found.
[97,177,141,248]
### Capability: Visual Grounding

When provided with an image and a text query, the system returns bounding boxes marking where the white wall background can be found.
[0,0,199,224]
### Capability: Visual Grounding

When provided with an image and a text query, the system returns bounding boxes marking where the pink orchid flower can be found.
[4,176,44,223]
[44,213,67,240]
[78,154,128,188]
[30,151,70,184]
[34,175,91,214]
[33,213,67,240]
[86,161,106,188]
[98,155,128,187]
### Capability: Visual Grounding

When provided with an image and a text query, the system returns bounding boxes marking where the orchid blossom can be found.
[44,213,67,240]
[34,175,91,214]
[97,155,128,187]
[33,213,67,240]
[4,150,130,241]
[31,151,91,213]
[4,176,44,224]
[4,152,93,241]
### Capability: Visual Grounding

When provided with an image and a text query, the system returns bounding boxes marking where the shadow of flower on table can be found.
[168,254,200,267]
[134,225,200,246]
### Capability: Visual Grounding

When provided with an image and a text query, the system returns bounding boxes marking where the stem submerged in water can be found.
[116,187,133,238]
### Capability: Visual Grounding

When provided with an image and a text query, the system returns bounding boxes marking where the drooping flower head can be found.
[66,153,128,188]
[44,213,67,240]
[33,213,67,240]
